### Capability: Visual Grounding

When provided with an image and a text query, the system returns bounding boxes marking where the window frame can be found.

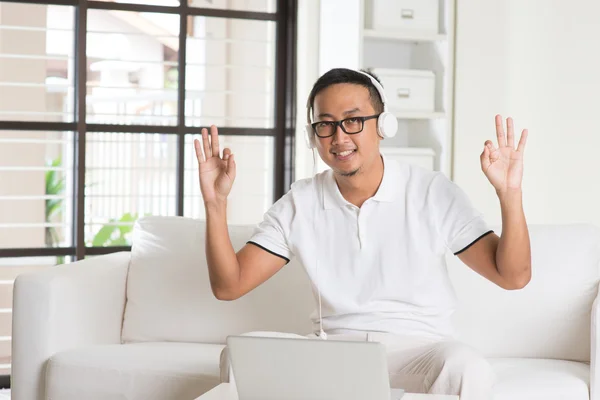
[0,0,296,387]
[0,0,297,264]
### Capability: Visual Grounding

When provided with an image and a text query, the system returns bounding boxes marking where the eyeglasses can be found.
[310,114,380,138]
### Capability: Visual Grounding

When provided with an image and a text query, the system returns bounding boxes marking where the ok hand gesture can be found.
[194,125,236,205]
[480,115,528,194]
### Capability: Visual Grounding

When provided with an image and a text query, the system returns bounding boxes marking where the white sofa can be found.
[11,216,600,400]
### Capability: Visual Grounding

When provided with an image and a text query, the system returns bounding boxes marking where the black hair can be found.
[307,68,384,118]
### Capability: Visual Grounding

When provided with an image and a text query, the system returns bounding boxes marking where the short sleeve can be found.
[247,191,295,263]
[428,173,493,255]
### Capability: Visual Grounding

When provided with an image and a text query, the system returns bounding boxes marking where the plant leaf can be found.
[46,199,63,219]
[117,212,137,236]
[92,222,116,247]
[110,237,128,246]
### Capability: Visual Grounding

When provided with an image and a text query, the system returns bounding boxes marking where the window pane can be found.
[0,256,72,376]
[185,17,276,128]
[189,0,276,13]
[184,134,273,224]
[86,132,177,246]
[87,10,180,126]
[0,2,75,122]
[0,130,74,249]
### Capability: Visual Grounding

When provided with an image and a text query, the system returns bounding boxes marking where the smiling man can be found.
[195,68,531,399]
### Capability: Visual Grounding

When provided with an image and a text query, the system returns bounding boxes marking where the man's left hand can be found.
[480,115,528,194]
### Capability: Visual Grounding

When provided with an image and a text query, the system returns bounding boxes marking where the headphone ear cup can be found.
[305,124,316,149]
[377,112,398,138]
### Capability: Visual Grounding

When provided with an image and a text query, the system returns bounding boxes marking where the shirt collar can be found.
[322,153,399,210]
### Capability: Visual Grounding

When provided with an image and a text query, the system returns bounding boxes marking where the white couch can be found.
[11,216,600,400]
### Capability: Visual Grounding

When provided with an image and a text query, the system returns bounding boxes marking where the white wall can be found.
[318,0,361,73]
[295,0,321,181]
[453,0,600,227]
[295,0,363,180]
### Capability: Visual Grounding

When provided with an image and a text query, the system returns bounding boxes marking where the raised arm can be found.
[458,115,531,290]
[195,125,286,301]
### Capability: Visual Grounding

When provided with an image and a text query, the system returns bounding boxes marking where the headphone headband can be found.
[353,70,389,113]
[306,69,388,124]
[305,69,397,149]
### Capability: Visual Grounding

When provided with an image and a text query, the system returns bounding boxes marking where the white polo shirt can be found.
[248,155,491,339]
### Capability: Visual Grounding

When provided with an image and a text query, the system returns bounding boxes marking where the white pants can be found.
[220,331,495,400]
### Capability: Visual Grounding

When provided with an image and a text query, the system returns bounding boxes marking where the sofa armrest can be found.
[591,281,600,400]
[11,252,130,400]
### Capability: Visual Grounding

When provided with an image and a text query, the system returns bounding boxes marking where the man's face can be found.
[312,83,381,177]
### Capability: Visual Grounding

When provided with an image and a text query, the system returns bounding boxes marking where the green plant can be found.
[90,212,139,247]
[45,157,143,249]
[45,156,65,246]
[45,156,66,264]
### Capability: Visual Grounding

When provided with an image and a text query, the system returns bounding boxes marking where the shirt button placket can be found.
[357,205,367,249]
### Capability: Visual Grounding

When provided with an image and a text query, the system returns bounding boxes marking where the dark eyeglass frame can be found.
[310,114,380,138]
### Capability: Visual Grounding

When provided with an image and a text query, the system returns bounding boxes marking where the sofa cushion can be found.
[122,216,315,344]
[448,224,600,361]
[46,342,224,400]
[489,358,589,400]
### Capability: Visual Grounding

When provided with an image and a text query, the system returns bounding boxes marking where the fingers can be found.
[194,138,205,163]
[495,114,507,148]
[506,117,515,148]
[226,153,236,181]
[197,127,229,164]
[517,129,528,153]
[480,143,491,171]
[202,128,212,159]
[210,125,220,158]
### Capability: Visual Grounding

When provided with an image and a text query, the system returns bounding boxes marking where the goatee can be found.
[340,168,360,177]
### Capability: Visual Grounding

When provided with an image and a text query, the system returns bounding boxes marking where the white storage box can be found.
[371,68,435,113]
[381,147,435,171]
[368,0,439,34]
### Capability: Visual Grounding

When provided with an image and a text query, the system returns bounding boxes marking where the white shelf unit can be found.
[362,29,447,43]
[359,0,456,175]
[392,111,446,120]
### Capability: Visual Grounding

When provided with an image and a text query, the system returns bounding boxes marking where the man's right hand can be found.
[194,125,236,206]
[195,125,288,301]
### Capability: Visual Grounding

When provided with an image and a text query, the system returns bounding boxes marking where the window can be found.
[0,0,296,381]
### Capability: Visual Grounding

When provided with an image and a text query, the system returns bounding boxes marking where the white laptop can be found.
[227,335,404,400]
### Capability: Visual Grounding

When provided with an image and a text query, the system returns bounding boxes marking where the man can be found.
[194,68,531,399]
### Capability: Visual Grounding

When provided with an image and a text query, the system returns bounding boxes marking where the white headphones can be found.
[304,69,398,149]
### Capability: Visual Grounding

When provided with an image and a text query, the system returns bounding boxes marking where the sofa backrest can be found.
[123,217,600,362]
[122,216,314,344]
[448,224,600,362]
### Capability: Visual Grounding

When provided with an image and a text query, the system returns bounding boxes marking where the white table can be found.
[195,383,459,399]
